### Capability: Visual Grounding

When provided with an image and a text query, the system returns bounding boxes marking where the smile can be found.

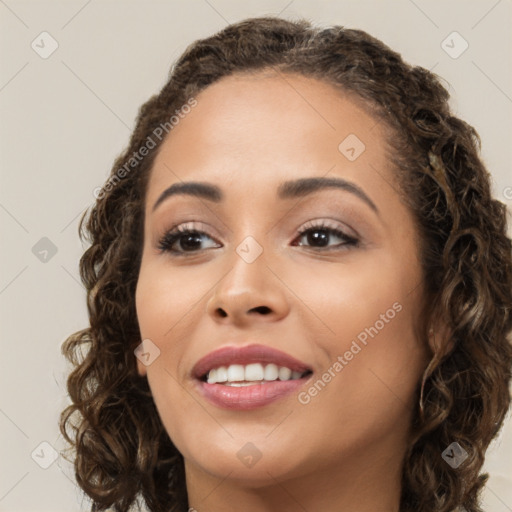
[192,344,314,410]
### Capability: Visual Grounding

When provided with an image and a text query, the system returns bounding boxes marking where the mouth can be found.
[192,344,314,410]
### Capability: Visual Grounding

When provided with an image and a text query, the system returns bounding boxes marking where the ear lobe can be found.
[134,340,148,377]
[136,357,148,377]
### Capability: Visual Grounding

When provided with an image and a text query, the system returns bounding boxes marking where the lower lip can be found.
[195,378,310,410]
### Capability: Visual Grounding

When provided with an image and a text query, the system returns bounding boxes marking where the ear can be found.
[136,357,148,377]
[134,338,160,377]
[134,339,148,377]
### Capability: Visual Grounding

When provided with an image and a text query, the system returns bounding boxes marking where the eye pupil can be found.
[308,230,329,247]
[180,232,202,251]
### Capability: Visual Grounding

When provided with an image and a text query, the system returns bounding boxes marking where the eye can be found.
[292,220,359,250]
[157,222,220,255]
[157,220,359,256]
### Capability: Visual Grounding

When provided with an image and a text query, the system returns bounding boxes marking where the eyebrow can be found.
[152,177,379,214]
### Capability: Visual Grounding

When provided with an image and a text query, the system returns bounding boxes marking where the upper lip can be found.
[192,344,312,379]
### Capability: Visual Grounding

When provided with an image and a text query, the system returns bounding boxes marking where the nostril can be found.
[251,306,271,315]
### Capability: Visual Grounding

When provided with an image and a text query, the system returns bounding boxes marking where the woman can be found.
[60,16,512,512]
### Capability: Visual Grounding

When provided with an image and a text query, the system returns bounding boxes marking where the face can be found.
[135,71,430,488]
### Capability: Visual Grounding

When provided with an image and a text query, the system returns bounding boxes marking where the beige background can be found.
[1,0,511,511]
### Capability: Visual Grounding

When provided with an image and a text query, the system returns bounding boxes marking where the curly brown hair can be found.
[60,16,512,512]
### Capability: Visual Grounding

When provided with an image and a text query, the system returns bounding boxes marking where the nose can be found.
[205,249,290,327]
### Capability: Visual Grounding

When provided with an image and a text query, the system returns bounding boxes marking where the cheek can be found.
[135,261,208,444]
[136,262,205,339]
[288,248,416,339]
[294,251,426,424]
[316,303,424,416]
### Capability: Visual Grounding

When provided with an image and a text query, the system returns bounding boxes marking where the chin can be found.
[178,430,309,485]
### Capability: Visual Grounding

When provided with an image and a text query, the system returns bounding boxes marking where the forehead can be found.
[146,71,394,207]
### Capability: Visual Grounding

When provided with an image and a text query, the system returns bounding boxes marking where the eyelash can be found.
[157,220,359,256]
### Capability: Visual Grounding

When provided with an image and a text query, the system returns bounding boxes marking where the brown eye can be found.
[158,224,221,254]
[293,222,359,250]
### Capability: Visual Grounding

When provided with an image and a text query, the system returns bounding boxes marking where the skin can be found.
[135,71,432,512]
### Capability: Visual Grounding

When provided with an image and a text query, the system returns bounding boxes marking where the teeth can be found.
[264,363,279,381]
[245,363,264,381]
[208,368,218,383]
[227,364,245,382]
[225,382,258,387]
[206,363,307,384]
[278,367,292,381]
[216,366,227,382]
